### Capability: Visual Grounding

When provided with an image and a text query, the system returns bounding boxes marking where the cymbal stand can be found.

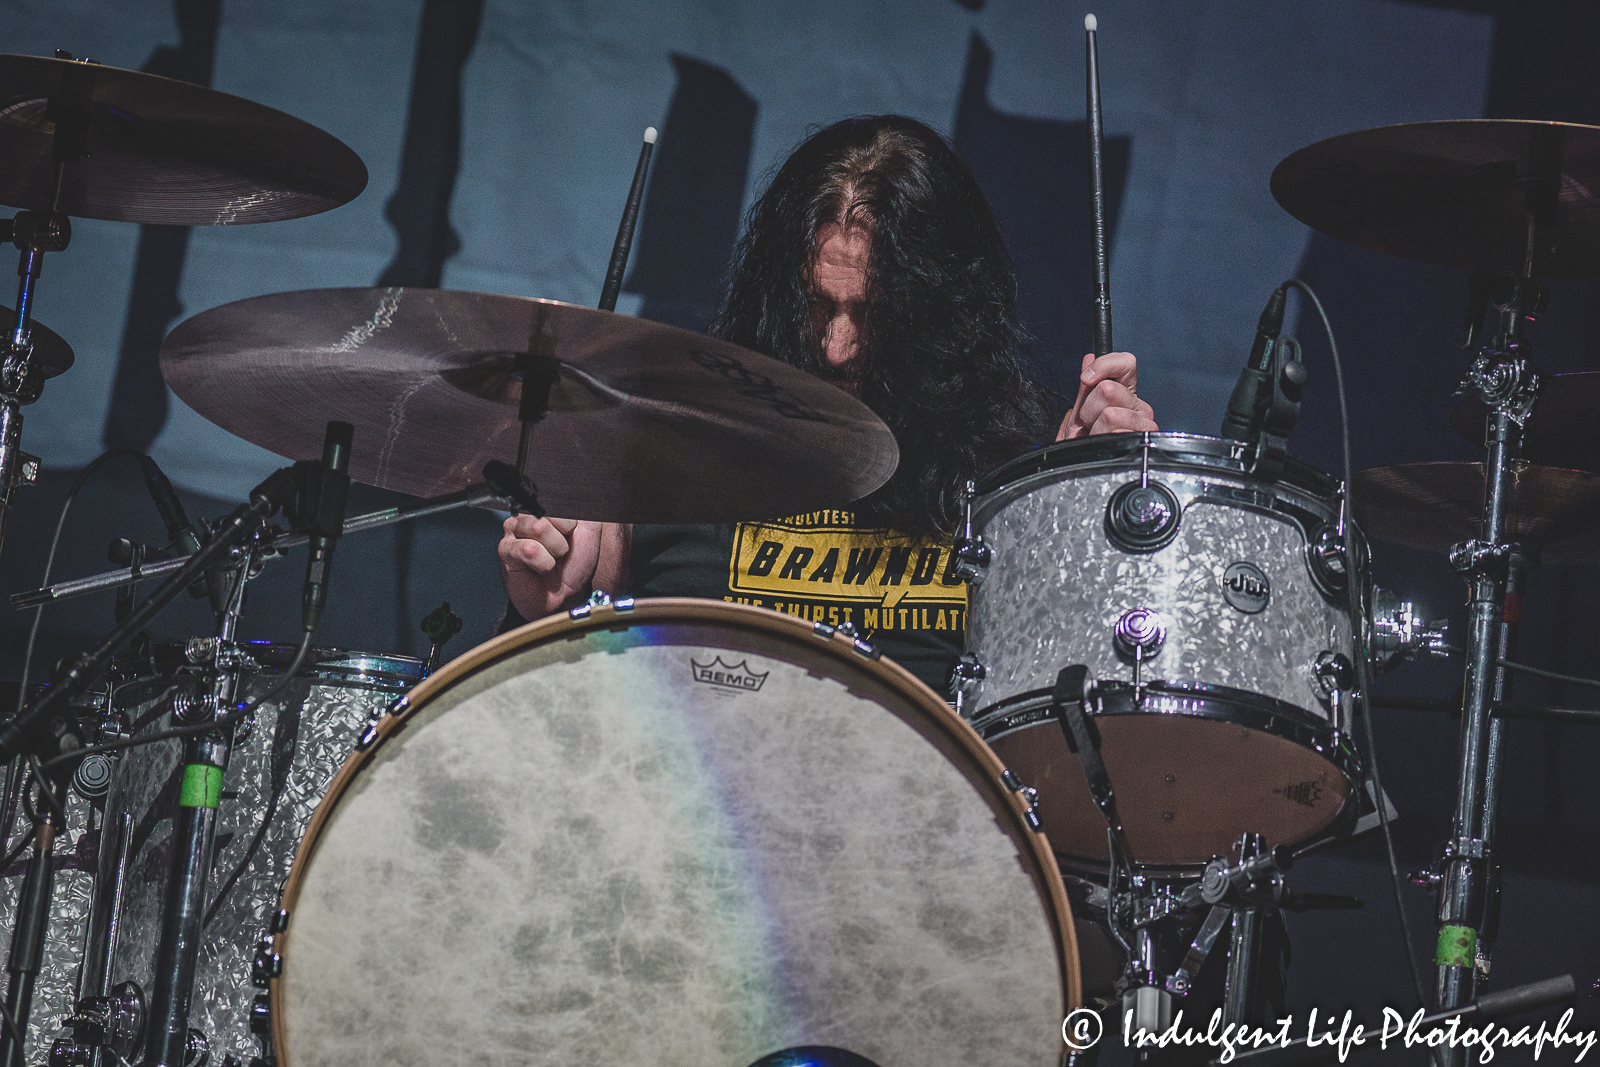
[0,762,69,1067]
[1430,270,1545,1058]
[142,533,259,1067]
[0,201,72,564]
[1471,546,1533,979]
[0,60,89,564]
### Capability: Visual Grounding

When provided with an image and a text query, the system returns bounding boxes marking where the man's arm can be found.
[1055,351,1158,440]
[499,516,631,623]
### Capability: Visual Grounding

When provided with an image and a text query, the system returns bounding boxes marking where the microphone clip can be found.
[1245,334,1306,480]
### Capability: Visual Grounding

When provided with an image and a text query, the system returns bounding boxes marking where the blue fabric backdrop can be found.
[2,0,1597,1050]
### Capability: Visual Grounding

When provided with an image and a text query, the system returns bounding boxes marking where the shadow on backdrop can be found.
[953,31,1130,423]
[625,54,757,333]
[100,0,222,454]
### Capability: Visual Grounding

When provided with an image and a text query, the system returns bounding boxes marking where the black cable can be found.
[1497,658,1600,690]
[1,448,145,867]
[1436,645,1600,691]
[202,632,314,927]
[0,830,30,875]
[1284,279,1433,1015]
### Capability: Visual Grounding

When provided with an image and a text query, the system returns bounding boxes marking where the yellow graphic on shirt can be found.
[725,511,968,634]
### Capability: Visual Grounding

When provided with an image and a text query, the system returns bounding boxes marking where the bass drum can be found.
[88,645,423,1067]
[269,600,1080,1067]
[964,433,1363,874]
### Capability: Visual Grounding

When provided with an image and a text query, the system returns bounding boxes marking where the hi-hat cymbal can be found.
[0,54,367,225]
[1272,120,1600,277]
[1354,462,1600,565]
[1450,372,1600,474]
[0,306,72,379]
[161,288,899,523]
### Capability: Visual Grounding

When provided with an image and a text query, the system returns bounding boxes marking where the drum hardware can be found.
[1451,369,1600,474]
[417,603,464,675]
[1427,263,1545,1043]
[0,432,349,1066]
[1044,661,1362,1038]
[1,765,70,1067]
[1367,591,1450,672]
[1104,480,1181,553]
[11,482,518,611]
[1048,665,1136,882]
[998,769,1042,832]
[948,653,985,716]
[1111,609,1165,703]
[950,481,990,586]
[0,204,73,563]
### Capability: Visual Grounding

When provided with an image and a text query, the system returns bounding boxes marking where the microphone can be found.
[301,422,353,633]
[1221,285,1288,441]
[139,455,203,558]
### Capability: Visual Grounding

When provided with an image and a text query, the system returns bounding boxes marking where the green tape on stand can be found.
[179,765,223,809]
[1436,924,1477,967]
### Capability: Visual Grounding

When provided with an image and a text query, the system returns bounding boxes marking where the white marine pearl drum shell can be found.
[270,600,1079,1067]
[92,649,423,1066]
[966,435,1361,872]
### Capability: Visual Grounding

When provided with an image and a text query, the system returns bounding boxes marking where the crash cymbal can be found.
[1272,120,1600,277]
[0,306,72,379]
[161,288,899,523]
[0,54,366,224]
[1354,462,1600,565]
[1450,372,1600,474]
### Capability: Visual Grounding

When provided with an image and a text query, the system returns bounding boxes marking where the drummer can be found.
[497,114,1158,692]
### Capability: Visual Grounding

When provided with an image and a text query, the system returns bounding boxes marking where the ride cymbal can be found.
[0,54,367,225]
[1272,120,1600,277]
[161,288,899,523]
[1354,462,1600,565]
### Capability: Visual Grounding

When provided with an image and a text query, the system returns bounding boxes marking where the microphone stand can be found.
[11,483,514,611]
[144,533,256,1067]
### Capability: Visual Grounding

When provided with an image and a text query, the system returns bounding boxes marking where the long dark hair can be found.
[709,114,1049,537]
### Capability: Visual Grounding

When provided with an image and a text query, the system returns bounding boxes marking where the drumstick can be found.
[598,127,657,312]
[1085,13,1113,357]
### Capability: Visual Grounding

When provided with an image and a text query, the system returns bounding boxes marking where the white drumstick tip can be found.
[1085,13,1097,31]
[644,126,658,144]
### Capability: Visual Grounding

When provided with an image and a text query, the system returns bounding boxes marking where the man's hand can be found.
[498,516,628,623]
[1055,351,1159,440]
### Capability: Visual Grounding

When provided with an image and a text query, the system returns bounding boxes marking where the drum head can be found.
[272,600,1077,1067]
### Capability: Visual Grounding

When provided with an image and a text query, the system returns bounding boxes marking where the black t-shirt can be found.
[628,510,967,693]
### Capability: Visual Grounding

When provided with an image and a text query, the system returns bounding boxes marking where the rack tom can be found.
[963,433,1363,873]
